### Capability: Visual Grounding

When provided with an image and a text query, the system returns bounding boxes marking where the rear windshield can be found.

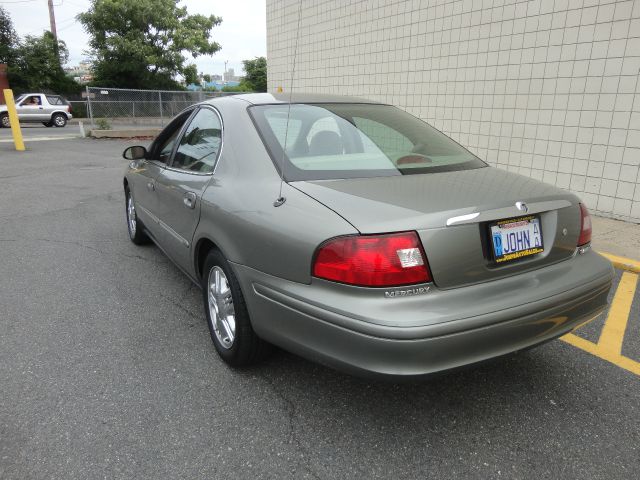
[249,103,486,181]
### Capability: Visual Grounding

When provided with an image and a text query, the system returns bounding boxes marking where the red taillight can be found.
[312,232,432,287]
[578,203,592,246]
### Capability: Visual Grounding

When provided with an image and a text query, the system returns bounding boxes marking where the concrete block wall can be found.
[266,0,640,223]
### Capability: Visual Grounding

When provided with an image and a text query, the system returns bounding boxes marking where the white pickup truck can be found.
[0,93,73,128]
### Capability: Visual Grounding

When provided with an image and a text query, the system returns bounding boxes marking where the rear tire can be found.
[125,187,150,245]
[52,113,67,127]
[202,249,271,366]
[0,113,9,128]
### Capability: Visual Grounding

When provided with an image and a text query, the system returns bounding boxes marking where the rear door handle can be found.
[183,191,197,209]
[147,181,155,191]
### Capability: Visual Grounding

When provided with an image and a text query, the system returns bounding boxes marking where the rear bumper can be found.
[234,250,614,378]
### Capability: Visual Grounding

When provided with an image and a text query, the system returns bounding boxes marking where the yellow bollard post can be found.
[3,89,25,151]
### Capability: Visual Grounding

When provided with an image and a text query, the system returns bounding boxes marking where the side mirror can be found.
[123,145,147,160]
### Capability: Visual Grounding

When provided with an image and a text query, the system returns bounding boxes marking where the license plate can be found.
[490,215,544,264]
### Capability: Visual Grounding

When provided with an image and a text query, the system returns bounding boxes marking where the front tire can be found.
[125,188,150,245]
[202,249,270,366]
[52,113,67,127]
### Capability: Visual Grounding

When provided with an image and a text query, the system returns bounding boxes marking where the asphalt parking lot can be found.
[1,137,639,479]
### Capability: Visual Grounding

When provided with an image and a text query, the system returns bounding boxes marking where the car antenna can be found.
[274,0,303,208]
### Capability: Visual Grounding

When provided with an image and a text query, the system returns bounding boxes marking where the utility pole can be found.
[47,0,58,41]
[224,60,228,83]
[47,0,60,61]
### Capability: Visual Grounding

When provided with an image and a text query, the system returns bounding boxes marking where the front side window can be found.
[250,103,486,181]
[19,95,42,106]
[158,128,181,163]
[151,109,194,163]
[172,108,222,173]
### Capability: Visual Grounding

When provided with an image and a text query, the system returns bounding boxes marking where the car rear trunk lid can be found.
[292,167,581,289]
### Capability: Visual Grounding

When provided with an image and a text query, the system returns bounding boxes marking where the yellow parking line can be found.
[560,271,639,376]
[600,252,640,274]
[597,272,638,355]
[561,333,640,376]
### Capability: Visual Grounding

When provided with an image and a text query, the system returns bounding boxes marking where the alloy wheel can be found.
[127,195,137,236]
[208,266,236,349]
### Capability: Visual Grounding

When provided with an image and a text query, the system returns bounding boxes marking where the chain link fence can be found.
[68,100,88,119]
[84,87,236,128]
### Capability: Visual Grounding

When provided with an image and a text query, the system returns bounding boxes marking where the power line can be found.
[0,0,41,4]
[0,0,62,5]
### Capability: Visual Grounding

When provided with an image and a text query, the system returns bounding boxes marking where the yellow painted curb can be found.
[599,252,640,274]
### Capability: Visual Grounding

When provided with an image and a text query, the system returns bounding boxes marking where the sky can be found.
[1,0,267,77]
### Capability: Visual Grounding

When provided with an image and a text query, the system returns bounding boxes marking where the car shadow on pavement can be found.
[235,344,567,414]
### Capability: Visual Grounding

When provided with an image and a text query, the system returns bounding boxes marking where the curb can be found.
[90,128,161,139]
[600,252,640,274]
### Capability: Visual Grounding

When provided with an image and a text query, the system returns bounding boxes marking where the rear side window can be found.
[250,103,486,181]
[46,96,63,105]
[172,108,222,173]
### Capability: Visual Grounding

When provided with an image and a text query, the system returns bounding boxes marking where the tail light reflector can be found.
[313,232,432,287]
[578,203,592,246]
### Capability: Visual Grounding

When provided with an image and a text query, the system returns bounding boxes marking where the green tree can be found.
[241,56,266,92]
[202,73,212,83]
[0,6,19,65]
[183,64,199,86]
[78,0,222,89]
[9,32,79,94]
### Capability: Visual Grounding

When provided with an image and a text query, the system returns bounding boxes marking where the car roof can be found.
[227,92,384,105]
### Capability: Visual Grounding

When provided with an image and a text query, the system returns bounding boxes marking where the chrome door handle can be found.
[147,181,155,191]
[183,192,197,209]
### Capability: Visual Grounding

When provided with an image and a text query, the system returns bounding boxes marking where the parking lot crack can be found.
[159,291,200,320]
[258,374,323,480]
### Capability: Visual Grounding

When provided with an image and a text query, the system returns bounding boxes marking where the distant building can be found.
[224,68,242,83]
[185,70,243,90]
[186,80,241,91]
[64,61,93,84]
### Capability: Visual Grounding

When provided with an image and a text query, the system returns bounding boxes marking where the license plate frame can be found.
[489,215,544,264]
